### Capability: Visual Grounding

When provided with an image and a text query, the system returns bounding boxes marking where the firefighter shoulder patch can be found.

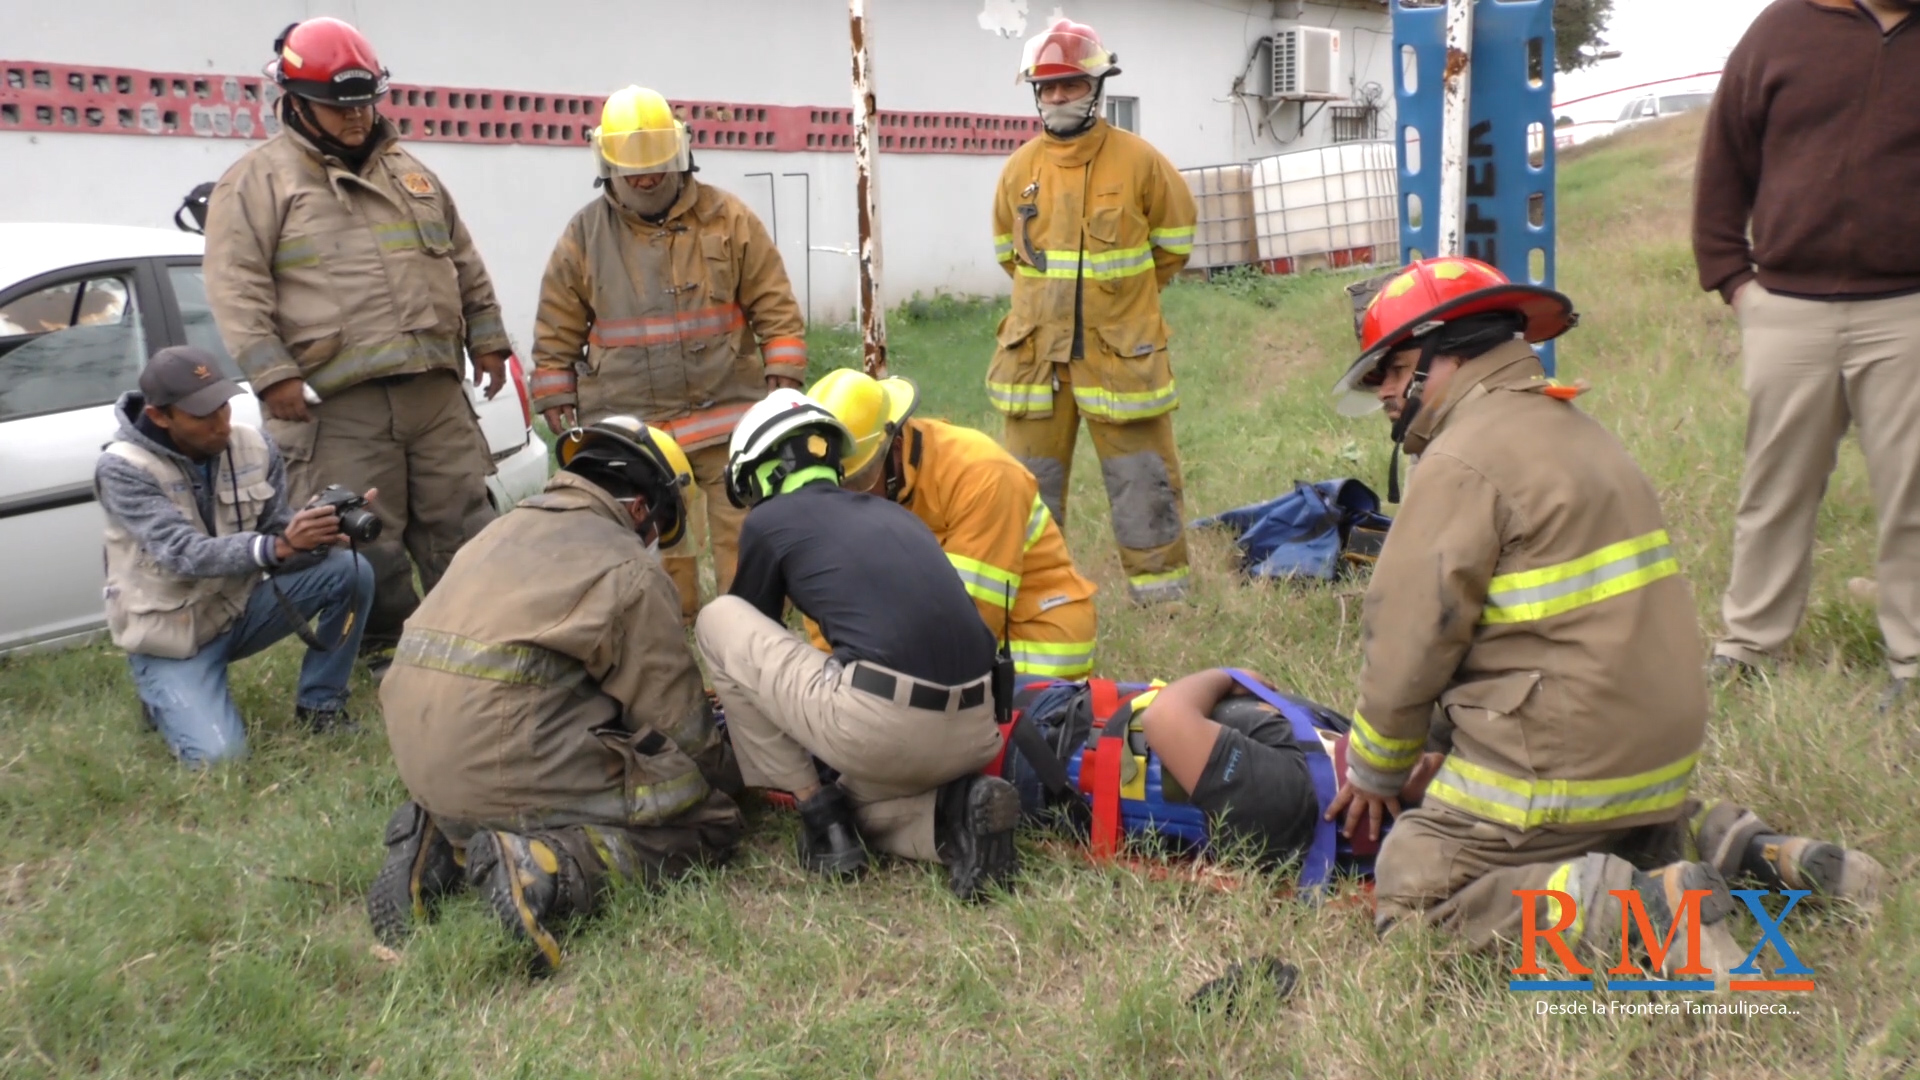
[399,172,435,197]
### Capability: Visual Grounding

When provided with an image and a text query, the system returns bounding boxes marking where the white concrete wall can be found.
[4,0,1393,346]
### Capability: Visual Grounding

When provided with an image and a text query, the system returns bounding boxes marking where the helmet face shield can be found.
[595,125,691,176]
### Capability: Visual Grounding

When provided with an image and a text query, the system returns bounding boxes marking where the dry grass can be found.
[1,113,1915,1078]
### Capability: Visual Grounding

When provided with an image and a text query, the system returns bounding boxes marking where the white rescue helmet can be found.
[724,389,858,508]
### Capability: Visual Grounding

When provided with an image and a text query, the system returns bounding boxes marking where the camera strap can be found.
[265,539,361,653]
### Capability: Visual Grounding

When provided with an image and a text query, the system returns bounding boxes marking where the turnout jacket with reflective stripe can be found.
[987,120,1195,424]
[530,180,807,450]
[204,119,511,397]
[804,418,1098,674]
[1345,341,1707,833]
[380,471,717,826]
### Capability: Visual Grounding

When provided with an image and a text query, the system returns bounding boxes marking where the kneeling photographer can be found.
[96,346,376,766]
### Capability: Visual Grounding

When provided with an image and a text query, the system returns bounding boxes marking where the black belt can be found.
[848,662,988,712]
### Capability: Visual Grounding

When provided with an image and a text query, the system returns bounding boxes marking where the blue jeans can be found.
[128,547,375,765]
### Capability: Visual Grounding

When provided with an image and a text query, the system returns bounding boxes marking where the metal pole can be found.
[849,0,888,376]
[1436,0,1475,257]
[784,171,813,327]
[745,171,778,244]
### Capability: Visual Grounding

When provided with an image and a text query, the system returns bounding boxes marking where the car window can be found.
[166,264,244,380]
[1657,93,1714,115]
[0,274,146,421]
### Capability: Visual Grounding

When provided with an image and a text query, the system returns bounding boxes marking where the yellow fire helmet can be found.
[592,85,691,178]
[555,415,695,547]
[805,368,919,479]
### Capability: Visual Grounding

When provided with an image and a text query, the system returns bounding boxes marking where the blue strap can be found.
[1223,668,1342,895]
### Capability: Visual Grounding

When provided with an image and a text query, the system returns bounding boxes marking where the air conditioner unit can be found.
[1269,27,1343,101]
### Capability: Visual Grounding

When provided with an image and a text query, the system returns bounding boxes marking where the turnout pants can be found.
[435,789,745,906]
[1003,362,1189,604]
[269,369,496,650]
[1009,595,1098,680]
[1373,801,1685,952]
[696,595,1002,861]
[661,443,747,623]
[1717,285,1920,679]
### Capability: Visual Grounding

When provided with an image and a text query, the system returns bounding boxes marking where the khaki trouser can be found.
[1003,363,1190,604]
[434,789,745,907]
[695,595,1001,861]
[268,369,496,648]
[662,443,747,623]
[1718,285,1920,679]
[1374,800,1686,952]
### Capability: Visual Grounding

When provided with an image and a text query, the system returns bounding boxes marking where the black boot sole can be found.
[947,776,1022,902]
[467,831,565,975]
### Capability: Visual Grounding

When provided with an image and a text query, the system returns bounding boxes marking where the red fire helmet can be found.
[1331,256,1576,413]
[268,17,390,107]
[1018,18,1121,84]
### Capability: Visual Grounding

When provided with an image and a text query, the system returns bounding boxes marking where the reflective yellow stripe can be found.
[1023,494,1051,551]
[1073,379,1178,421]
[396,628,586,688]
[993,233,1014,261]
[1009,639,1095,678]
[1149,226,1195,255]
[1126,568,1189,602]
[1544,861,1583,939]
[466,311,506,346]
[1426,752,1699,829]
[1482,530,1679,624]
[272,237,319,271]
[1349,710,1424,773]
[949,553,1020,608]
[1013,247,1158,281]
[988,379,1053,412]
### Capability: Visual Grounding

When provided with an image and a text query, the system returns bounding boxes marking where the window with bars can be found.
[1330,104,1380,143]
[1105,96,1138,133]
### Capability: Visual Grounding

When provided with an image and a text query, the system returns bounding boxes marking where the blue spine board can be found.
[1393,0,1559,374]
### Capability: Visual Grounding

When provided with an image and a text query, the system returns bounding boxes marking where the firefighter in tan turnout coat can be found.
[531,86,809,621]
[1323,257,1747,975]
[367,418,743,973]
[204,17,513,662]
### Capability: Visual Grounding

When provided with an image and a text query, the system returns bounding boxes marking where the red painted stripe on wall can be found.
[0,59,1039,155]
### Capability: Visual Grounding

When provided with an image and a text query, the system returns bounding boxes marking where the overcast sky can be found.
[1552,0,1777,121]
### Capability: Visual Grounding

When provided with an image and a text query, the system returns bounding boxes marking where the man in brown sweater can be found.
[1693,0,1920,708]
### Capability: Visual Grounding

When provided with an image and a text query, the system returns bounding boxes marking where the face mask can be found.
[612,173,683,219]
[1039,89,1099,137]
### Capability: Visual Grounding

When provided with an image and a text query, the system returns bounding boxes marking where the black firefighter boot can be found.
[795,785,870,880]
[1694,801,1887,907]
[465,828,592,975]
[366,800,466,946]
[935,773,1022,902]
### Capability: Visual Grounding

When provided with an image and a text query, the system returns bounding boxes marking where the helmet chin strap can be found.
[1385,334,1443,504]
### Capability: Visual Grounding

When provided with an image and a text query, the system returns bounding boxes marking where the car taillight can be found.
[508,352,532,431]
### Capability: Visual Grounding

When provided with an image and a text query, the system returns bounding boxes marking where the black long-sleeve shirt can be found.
[729,481,997,686]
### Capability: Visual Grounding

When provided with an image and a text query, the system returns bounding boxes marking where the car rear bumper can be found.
[484,435,550,511]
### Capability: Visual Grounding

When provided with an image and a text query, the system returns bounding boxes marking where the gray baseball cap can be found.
[139,345,244,417]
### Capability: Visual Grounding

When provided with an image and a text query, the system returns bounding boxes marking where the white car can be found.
[0,222,549,654]
[1613,90,1716,132]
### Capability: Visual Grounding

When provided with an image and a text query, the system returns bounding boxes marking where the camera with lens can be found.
[312,485,383,543]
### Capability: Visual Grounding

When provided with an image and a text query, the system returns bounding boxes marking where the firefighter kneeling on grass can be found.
[1324,256,1884,976]
[366,417,742,973]
[806,368,1099,679]
[694,391,1023,901]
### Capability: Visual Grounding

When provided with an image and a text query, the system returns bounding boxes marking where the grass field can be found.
[3,112,1916,1079]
